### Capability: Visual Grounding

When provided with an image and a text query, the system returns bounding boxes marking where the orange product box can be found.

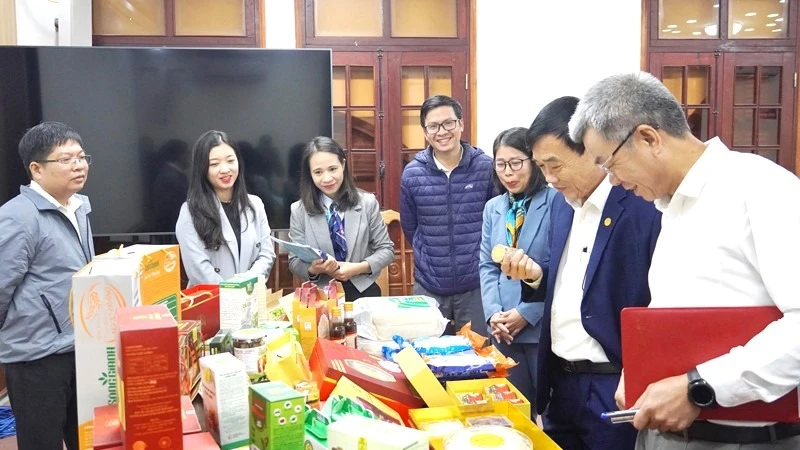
[445,378,531,418]
[309,338,424,425]
[105,432,221,450]
[92,396,201,450]
[181,284,220,339]
[116,305,182,450]
[178,320,204,399]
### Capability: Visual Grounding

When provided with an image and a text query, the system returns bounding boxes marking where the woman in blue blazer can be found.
[176,130,276,287]
[479,127,556,410]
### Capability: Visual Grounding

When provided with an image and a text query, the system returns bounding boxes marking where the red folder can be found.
[621,306,799,422]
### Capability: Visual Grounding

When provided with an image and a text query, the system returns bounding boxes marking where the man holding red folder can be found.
[571,71,800,449]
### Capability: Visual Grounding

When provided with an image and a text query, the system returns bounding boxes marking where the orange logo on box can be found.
[164,250,177,273]
[79,283,127,343]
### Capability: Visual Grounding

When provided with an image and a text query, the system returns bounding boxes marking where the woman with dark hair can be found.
[478,126,555,409]
[289,136,393,301]
[176,130,275,287]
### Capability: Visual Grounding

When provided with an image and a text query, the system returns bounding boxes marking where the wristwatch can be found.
[687,367,718,408]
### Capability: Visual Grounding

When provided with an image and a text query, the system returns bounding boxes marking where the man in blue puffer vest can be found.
[400,95,495,335]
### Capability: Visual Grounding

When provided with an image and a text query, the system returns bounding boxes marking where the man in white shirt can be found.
[501,96,661,449]
[571,71,800,449]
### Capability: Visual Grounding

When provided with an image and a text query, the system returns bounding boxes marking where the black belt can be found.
[557,358,620,374]
[669,421,800,444]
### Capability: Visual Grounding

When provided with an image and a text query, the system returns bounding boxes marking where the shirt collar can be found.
[320,194,335,209]
[566,175,613,212]
[654,137,725,212]
[29,180,82,213]
[432,145,464,172]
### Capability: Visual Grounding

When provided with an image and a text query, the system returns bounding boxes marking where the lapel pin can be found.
[604,217,612,227]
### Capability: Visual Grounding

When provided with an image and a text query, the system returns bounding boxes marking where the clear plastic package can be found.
[444,425,533,450]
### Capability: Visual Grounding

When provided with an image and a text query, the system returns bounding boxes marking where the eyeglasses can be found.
[494,158,531,172]
[424,119,460,135]
[37,155,92,166]
[597,128,637,175]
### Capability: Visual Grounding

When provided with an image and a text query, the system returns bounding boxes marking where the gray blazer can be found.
[288,192,394,292]
[176,194,276,287]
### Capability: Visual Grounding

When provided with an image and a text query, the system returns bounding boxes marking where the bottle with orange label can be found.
[343,302,357,349]
[329,306,346,345]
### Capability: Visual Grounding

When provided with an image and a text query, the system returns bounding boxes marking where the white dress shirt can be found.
[551,176,613,363]
[30,180,83,242]
[649,137,800,424]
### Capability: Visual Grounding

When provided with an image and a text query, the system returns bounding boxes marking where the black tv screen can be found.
[0,46,332,235]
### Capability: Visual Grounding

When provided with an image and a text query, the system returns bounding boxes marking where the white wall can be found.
[475,0,642,152]
[264,0,297,48]
[14,0,90,46]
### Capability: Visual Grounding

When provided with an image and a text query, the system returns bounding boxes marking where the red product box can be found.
[116,305,182,450]
[105,432,220,450]
[93,396,201,450]
[177,320,204,399]
[181,284,220,340]
[309,338,424,424]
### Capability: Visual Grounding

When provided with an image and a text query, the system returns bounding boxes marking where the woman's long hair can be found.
[186,130,253,250]
[298,136,360,215]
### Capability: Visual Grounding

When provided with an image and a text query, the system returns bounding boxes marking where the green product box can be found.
[249,382,305,450]
[205,329,234,355]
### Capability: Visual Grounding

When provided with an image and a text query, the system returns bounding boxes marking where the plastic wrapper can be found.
[427,353,496,377]
[444,425,532,450]
[413,335,472,356]
[353,296,448,341]
[356,336,400,358]
[458,323,518,378]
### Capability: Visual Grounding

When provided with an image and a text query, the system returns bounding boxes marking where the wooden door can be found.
[720,52,796,170]
[649,52,719,141]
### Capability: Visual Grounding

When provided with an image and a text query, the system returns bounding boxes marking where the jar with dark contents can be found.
[232,328,267,376]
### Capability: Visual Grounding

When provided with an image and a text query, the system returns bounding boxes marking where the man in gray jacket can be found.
[0,122,94,450]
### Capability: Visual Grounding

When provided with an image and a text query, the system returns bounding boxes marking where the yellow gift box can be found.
[445,377,531,418]
[409,402,561,450]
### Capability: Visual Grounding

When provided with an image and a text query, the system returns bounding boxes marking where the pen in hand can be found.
[600,409,639,424]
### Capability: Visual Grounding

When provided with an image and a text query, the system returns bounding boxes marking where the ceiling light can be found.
[779,0,786,3]
[667,24,678,28]
[775,18,784,22]
[662,28,672,32]
[772,28,782,32]
[744,27,755,31]
[768,13,779,17]
[692,31,702,35]
[686,19,698,24]
[745,12,757,17]
[672,30,681,34]
[766,23,777,27]
[704,24,718,36]
[713,3,719,7]
[732,22,743,35]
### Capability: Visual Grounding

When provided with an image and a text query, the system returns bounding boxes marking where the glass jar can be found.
[232,328,267,375]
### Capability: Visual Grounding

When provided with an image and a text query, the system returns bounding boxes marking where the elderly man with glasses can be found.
[572,71,800,450]
[496,96,660,450]
[400,94,495,335]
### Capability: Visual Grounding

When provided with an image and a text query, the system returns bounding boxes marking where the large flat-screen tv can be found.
[0,46,332,235]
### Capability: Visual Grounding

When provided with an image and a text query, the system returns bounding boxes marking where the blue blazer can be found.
[535,185,661,414]
[479,187,557,344]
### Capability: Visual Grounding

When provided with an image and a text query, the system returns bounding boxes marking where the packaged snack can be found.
[412,335,472,356]
[417,419,465,438]
[444,425,532,450]
[427,353,496,377]
[464,415,514,428]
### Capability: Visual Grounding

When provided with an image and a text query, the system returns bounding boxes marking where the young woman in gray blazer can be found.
[176,130,275,287]
[289,136,394,301]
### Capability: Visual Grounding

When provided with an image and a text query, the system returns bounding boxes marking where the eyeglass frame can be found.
[36,155,93,166]
[423,118,461,135]
[494,158,532,172]
[597,125,659,174]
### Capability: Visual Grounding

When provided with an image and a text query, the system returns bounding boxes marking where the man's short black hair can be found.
[420,95,463,127]
[527,96,585,155]
[18,122,84,179]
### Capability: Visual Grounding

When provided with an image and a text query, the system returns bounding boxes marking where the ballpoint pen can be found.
[600,409,639,424]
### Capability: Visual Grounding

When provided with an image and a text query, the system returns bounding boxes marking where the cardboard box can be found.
[116,305,182,450]
[309,338,424,425]
[105,432,221,450]
[97,244,181,319]
[178,320,204,399]
[325,376,402,425]
[249,382,305,450]
[205,329,234,356]
[181,284,220,339]
[73,258,143,450]
[445,378,531,418]
[394,347,454,408]
[219,274,259,331]
[92,396,201,449]
[200,353,250,449]
[409,402,560,450]
[327,415,429,450]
